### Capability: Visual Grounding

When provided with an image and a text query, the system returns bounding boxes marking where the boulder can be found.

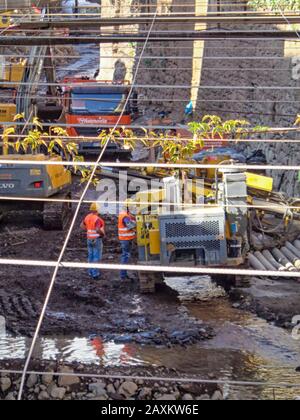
[118,381,138,398]
[50,386,66,400]
[5,392,15,401]
[0,377,11,393]
[38,391,50,400]
[138,387,152,400]
[182,393,194,400]
[211,390,223,401]
[156,394,177,400]
[58,367,80,387]
[88,381,107,397]
[42,373,54,386]
[26,374,38,388]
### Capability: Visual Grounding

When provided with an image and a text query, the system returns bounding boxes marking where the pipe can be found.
[286,241,300,260]
[248,254,267,271]
[254,251,279,272]
[271,248,298,272]
[293,240,300,250]
[262,250,286,272]
[280,247,300,270]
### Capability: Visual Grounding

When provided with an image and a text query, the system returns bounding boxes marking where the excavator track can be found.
[43,193,72,231]
[0,292,40,321]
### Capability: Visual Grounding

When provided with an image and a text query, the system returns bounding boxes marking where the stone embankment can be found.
[0,363,223,401]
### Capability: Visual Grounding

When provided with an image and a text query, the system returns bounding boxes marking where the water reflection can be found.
[1,277,300,399]
[1,333,299,399]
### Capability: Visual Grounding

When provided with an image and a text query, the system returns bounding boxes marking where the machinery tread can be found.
[0,292,40,320]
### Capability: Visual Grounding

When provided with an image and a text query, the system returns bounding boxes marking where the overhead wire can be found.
[0,196,299,213]
[0,368,300,391]
[0,160,300,172]
[3,134,300,143]
[2,54,300,60]
[1,2,300,396]
[2,81,300,89]
[2,121,300,132]
[1,258,300,280]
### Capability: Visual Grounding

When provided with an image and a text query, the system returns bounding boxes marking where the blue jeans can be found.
[87,238,103,278]
[120,240,132,279]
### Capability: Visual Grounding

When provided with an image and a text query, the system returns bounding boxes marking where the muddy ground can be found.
[1,182,300,343]
[231,277,300,329]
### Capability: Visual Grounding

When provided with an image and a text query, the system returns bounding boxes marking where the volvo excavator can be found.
[0,14,72,230]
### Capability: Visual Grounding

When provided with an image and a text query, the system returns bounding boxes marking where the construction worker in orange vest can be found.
[81,203,105,280]
[118,207,136,281]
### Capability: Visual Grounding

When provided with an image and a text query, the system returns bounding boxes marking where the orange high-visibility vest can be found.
[118,212,136,241]
[85,213,103,240]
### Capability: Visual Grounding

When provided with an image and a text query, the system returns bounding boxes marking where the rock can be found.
[118,381,138,398]
[182,393,194,400]
[91,395,108,400]
[211,390,223,401]
[26,374,38,388]
[114,335,133,344]
[50,386,67,400]
[38,391,50,400]
[106,384,116,394]
[42,373,54,386]
[196,394,210,400]
[232,303,240,309]
[156,394,177,400]
[88,381,107,397]
[138,387,152,399]
[58,367,80,387]
[5,392,15,401]
[114,380,120,389]
[0,377,11,392]
[110,392,126,400]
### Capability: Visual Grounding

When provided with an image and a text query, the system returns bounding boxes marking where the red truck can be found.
[62,77,138,157]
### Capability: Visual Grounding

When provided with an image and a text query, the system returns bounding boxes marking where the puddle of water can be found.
[1,276,300,399]
[0,334,299,400]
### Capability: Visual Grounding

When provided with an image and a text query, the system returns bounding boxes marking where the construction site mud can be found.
[2,180,300,344]
[0,185,214,345]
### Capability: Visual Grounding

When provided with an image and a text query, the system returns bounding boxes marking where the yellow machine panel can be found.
[46,157,72,189]
[136,214,159,247]
[0,154,72,190]
[0,103,16,124]
[149,229,161,255]
[245,172,273,193]
[0,12,12,29]
[4,61,26,86]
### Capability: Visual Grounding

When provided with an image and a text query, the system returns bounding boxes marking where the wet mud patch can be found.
[230,277,300,329]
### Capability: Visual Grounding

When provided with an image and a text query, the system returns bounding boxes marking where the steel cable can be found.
[16,6,159,401]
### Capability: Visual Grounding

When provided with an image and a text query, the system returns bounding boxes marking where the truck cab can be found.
[62,78,138,157]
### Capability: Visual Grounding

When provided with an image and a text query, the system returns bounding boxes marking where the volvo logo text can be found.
[0,183,14,189]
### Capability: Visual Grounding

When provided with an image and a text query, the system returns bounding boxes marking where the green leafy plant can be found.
[1,115,88,178]
[248,0,300,10]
